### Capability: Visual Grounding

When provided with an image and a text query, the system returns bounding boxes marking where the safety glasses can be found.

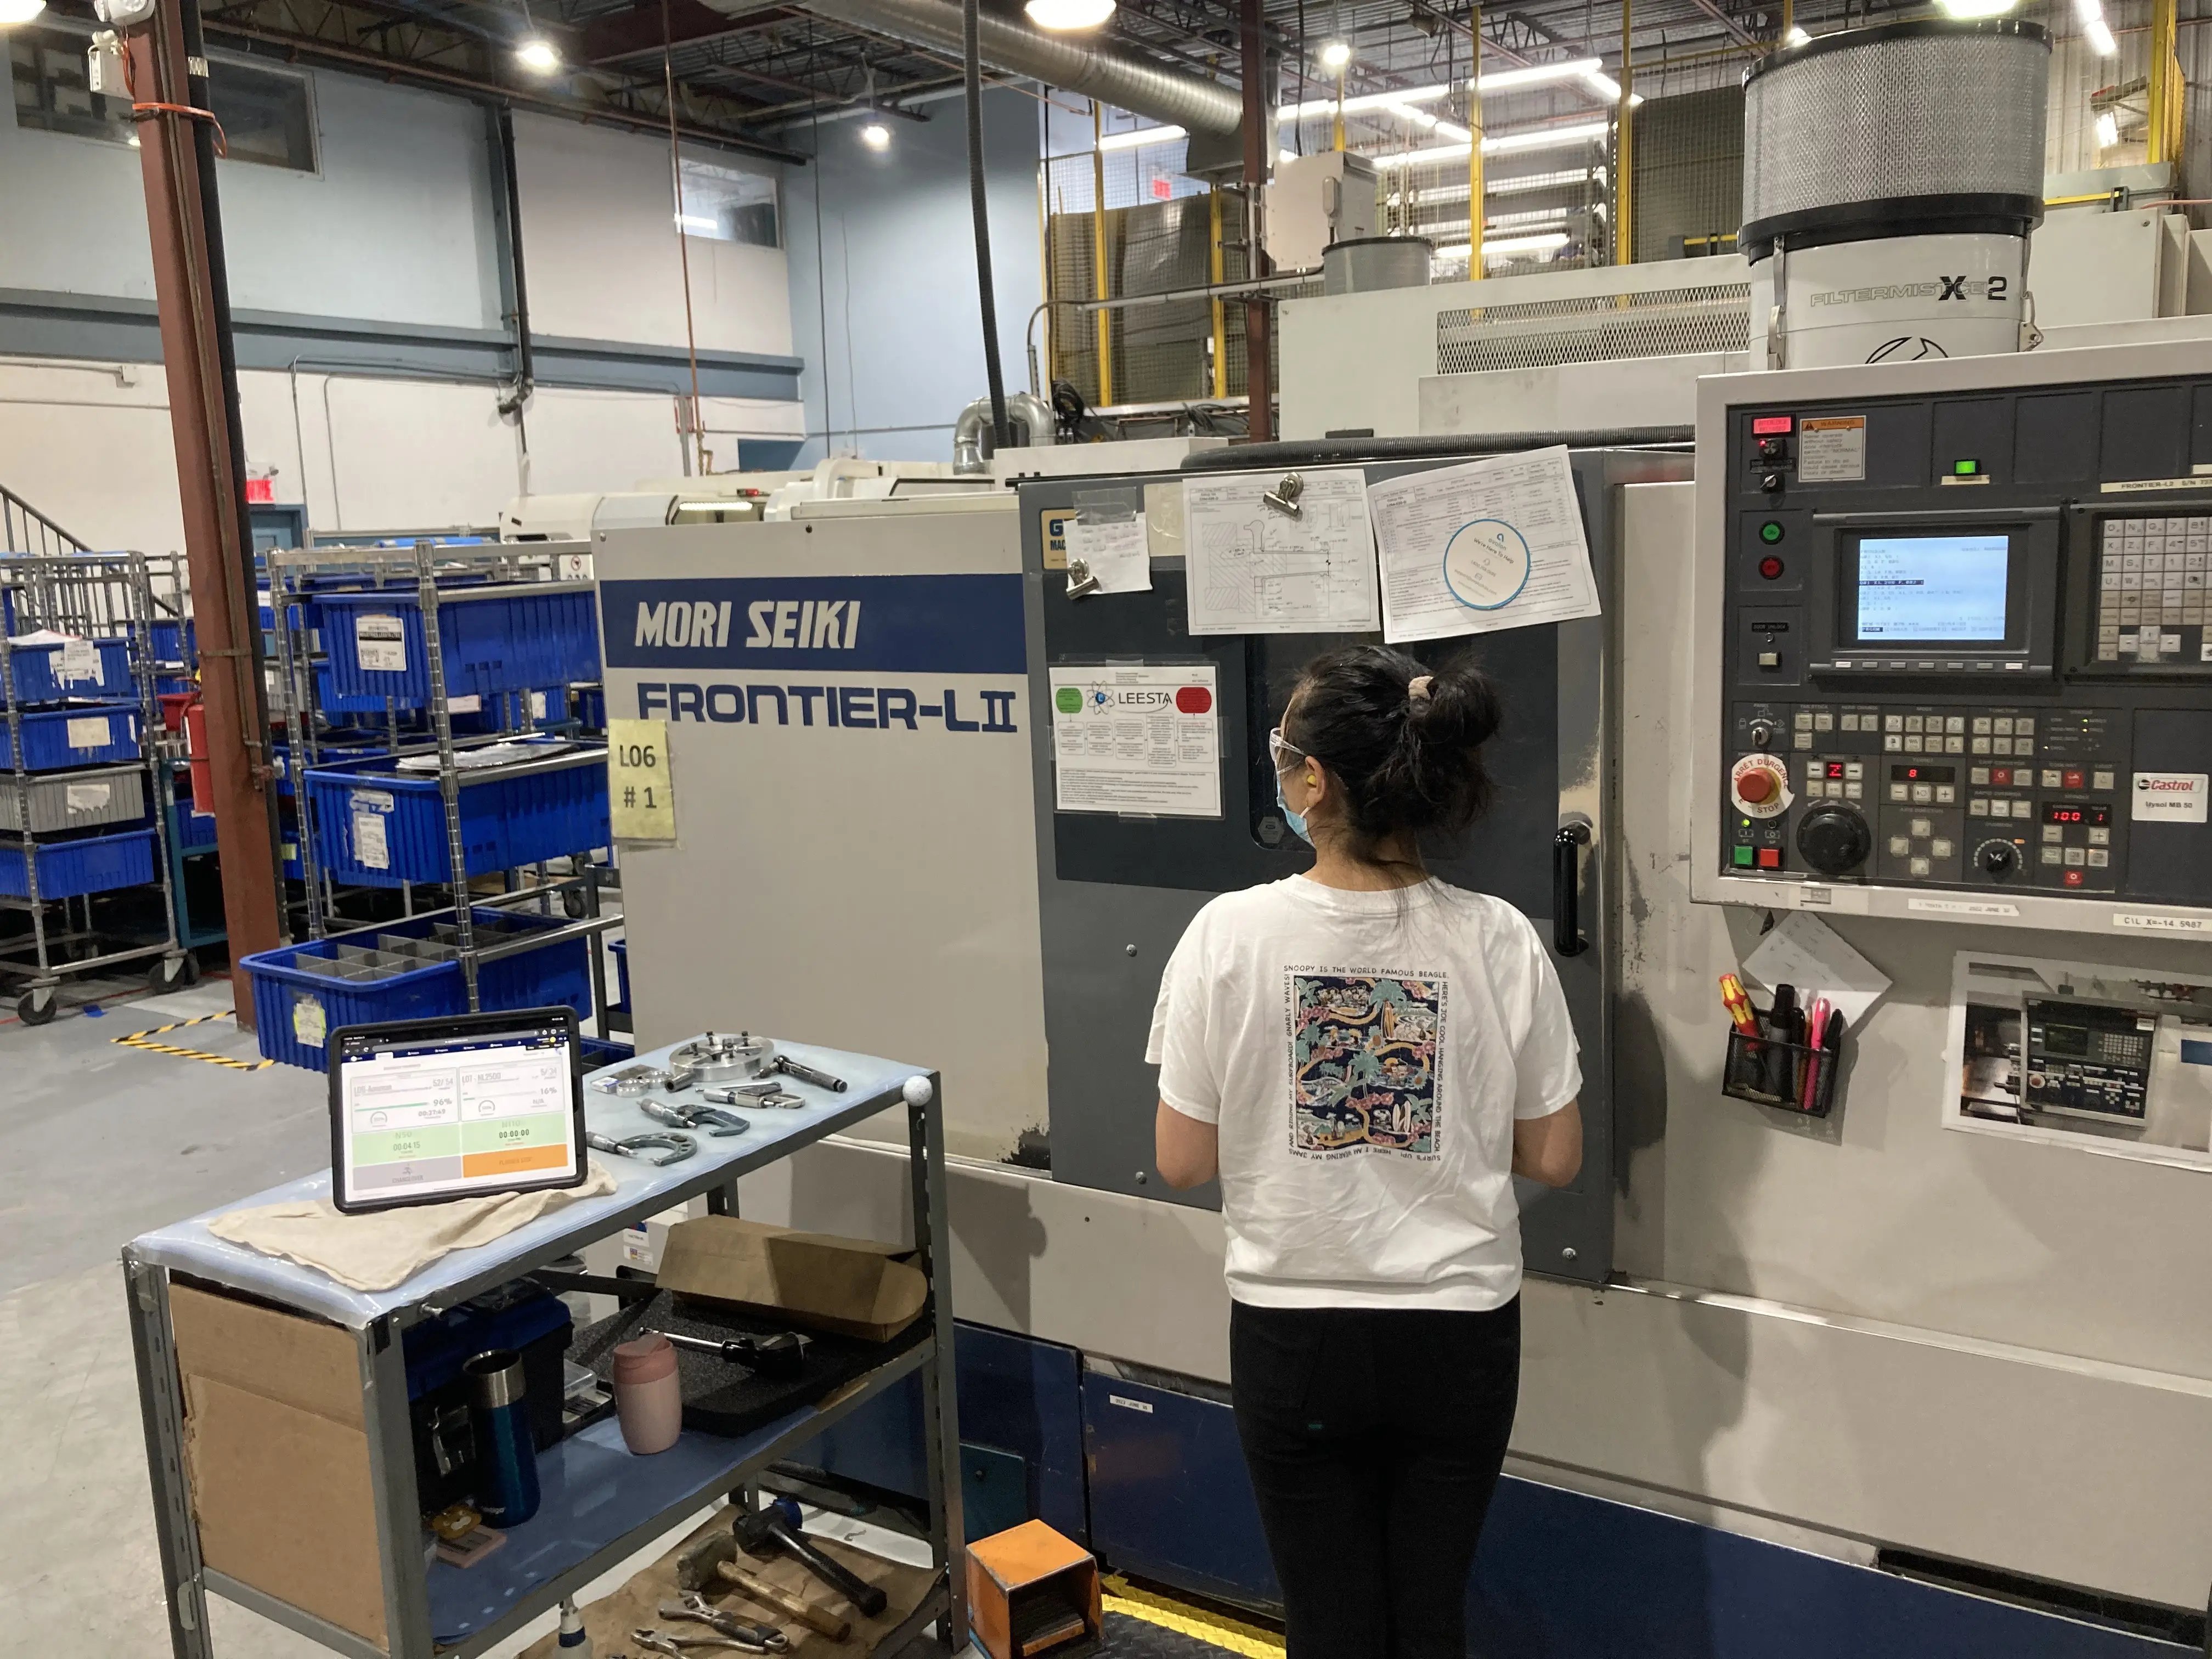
[1267,728,1308,773]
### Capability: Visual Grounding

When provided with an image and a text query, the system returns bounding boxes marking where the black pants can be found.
[1230,1296,1520,1659]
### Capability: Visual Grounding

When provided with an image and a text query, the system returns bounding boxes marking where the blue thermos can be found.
[465,1348,541,1527]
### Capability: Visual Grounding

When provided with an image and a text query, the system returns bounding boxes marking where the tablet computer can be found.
[329,1006,589,1215]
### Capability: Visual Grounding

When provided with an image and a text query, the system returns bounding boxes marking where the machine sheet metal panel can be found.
[1020,450,1691,1284]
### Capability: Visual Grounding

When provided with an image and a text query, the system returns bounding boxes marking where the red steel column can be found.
[125,0,284,1022]
[1240,0,1273,443]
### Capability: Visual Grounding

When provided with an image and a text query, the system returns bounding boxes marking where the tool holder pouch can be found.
[1722,1019,1843,1119]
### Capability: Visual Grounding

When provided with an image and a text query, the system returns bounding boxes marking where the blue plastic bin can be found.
[0,827,158,898]
[4,638,133,704]
[304,741,608,887]
[0,703,142,771]
[316,584,600,707]
[173,800,218,853]
[240,905,592,1071]
[150,618,196,665]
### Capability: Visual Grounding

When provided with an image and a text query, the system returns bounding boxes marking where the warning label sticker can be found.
[1797,416,1867,483]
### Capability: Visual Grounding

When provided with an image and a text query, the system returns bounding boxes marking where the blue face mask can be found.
[1275,767,1311,846]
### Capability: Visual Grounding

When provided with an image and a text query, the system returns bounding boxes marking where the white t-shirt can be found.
[1146,874,1581,1312]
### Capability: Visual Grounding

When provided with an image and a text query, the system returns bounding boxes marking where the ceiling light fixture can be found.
[1476,57,1601,93]
[0,0,49,24]
[1579,70,1643,106]
[1782,24,1810,44]
[1096,122,1187,150]
[515,35,560,72]
[1318,37,1353,69]
[2075,0,2117,54]
[859,117,891,149]
[1936,0,2016,18]
[1371,121,1609,168]
[1026,0,1115,27]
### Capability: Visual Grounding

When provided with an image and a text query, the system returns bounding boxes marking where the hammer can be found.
[729,1506,889,1618]
[672,1532,857,1639]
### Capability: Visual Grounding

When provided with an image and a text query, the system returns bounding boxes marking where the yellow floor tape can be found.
[1102,1575,1285,1659]
[111,1009,275,1071]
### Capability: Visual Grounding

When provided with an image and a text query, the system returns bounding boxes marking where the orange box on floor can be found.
[965,1520,1101,1659]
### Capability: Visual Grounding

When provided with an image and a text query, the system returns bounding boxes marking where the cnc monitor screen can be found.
[329,1007,585,1214]
[1852,534,2013,644]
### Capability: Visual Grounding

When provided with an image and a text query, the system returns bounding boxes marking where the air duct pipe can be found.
[788,0,1246,136]
[953,390,1056,473]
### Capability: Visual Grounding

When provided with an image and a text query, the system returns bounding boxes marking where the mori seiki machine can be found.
[1022,443,1689,1284]
[1692,343,2212,932]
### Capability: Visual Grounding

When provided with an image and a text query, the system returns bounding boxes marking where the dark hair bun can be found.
[1283,644,1502,851]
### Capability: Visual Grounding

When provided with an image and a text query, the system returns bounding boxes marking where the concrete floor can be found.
[0,977,702,1655]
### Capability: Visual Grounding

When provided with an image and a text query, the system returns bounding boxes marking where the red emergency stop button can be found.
[1737,769,1778,804]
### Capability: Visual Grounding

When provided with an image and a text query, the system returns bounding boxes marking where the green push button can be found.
[1953,459,1980,476]
[1759,521,1785,544]
[1733,845,1756,868]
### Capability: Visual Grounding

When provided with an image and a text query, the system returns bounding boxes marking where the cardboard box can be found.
[966,1520,1100,1659]
[653,1216,927,1342]
[169,1283,390,1650]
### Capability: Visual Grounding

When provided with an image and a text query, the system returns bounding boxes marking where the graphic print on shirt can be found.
[1286,968,1447,1159]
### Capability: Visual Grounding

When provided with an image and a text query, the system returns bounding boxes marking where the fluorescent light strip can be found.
[1097,123,1187,150]
[1279,84,1453,121]
[1391,168,1605,206]
[1434,230,1575,260]
[1371,122,1610,168]
[2085,17,2116,52]
[1476,57,1601,92]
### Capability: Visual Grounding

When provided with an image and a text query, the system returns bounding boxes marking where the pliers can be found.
[658,1596,789,1650]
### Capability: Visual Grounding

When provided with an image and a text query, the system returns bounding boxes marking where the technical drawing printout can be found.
[1368,446,1601,643]
[1183,469,1380,636]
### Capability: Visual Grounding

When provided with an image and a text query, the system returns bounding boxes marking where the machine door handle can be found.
[1553,823,1590,957]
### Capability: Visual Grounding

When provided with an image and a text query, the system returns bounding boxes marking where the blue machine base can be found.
[800,1323,2190,1659]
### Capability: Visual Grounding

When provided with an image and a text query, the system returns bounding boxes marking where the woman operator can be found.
[1146,642,1583,1659]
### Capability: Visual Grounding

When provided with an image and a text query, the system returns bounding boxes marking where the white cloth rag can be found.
[207,1161,618,1291]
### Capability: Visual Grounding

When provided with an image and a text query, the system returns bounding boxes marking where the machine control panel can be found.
[2022,997,2155,1121]
[1715,373,2212,914]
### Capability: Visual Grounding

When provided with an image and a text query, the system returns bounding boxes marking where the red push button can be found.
[1757,848,1783,870]
[1991,768,2013,786]
[2063,869,2085,887]
[1737,769,1778,804]
[2062,769,2084,790]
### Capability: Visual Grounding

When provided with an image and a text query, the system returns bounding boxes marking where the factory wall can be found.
[0,63,501,330]
[782,89,1045,469]
[0,354,800,548]
[511,112,794,360]
[0,53,804,541]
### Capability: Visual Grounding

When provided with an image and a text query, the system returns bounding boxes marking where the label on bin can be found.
[65,783,111,812]
[292,992,327,1048]
[448,694,482,714]
[354,613,408,673]
[350,788,394,871]
[58,636,100,683]
[65,715,112,750]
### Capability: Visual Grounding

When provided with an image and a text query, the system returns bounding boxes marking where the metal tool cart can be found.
[123,1035,966,1659]
[0,551,194,1024]
[256,540,620,1060]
